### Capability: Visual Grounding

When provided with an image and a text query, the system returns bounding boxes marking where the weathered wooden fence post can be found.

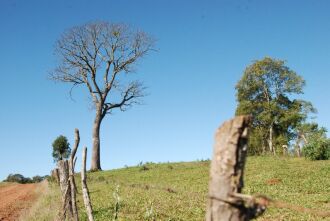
[69,128,80,221]
[206,116,265,221]
[81,147,94,221]
[51,168,60,184]
[58,159,73,220]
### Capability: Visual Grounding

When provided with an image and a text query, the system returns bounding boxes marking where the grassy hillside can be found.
[27,156,330,220]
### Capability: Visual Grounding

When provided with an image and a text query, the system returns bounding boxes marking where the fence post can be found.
[69,128,80,221]
[51,168,60,184]
[58,159,73,220]
[206,116,252,221]
[81,147,94,221]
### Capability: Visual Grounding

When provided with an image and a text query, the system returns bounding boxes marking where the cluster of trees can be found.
[4,174,47,184]
[235,57,330,159]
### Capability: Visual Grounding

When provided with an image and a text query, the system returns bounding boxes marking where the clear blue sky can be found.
[1,0,330,180]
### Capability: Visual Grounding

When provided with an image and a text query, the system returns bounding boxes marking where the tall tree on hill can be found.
[51,22,155,171]
[235,57,316,155]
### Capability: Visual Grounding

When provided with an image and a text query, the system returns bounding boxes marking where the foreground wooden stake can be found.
[81,147,94,221]
[58,160,73,220]
[206,116,261,221]
[69,128,80,221]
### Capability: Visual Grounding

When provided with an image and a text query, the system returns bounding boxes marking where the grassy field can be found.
[26,156,330,220]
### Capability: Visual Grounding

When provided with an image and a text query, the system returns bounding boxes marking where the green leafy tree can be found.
[52,135,71,162]
[236,57,315,155]
[302,126,330,160]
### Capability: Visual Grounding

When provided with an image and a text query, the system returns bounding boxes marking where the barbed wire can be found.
[210,192,330,218]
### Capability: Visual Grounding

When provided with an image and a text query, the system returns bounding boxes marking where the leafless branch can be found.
[102,81,145,116]
[50,21,154,113]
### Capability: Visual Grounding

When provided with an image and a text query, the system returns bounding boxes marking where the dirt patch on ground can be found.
[265,178,282,185]
[0,182,40,221]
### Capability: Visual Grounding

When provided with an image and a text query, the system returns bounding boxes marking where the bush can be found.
[4,174,47,184]
[5,174,32,184]
[303,131,330,160]
[32,175,44,183]
[97,176,106,182]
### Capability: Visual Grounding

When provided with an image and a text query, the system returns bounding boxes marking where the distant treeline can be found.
[3,173,48,184]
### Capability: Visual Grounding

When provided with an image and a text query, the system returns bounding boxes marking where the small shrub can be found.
[138,161,151,171]
[166,187,176,193]
[145,202,157,221]
[89,168,99,173]
[32,175,44,183]
[97,176,106,182]
[140,165,150,171]
[168,165,174,170]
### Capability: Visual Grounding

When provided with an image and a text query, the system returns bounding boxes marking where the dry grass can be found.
[20,180,61,221]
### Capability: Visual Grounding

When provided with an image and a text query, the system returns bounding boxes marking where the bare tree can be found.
[51,21,155,171]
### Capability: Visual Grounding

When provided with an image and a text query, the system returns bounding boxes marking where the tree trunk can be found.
[91,107,102,171]
[295,135,301,157]
[268,124,275,155]
[295,133,307,157]
[301,134,308,144]
[295,144,301,157]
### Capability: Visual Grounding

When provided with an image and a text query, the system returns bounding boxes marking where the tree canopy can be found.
[52,135,71,162]
[235,57,316,155]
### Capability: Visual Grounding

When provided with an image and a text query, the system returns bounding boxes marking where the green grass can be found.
[77,161,209,221]
[244,157,330,220]
[28,157,330,220]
